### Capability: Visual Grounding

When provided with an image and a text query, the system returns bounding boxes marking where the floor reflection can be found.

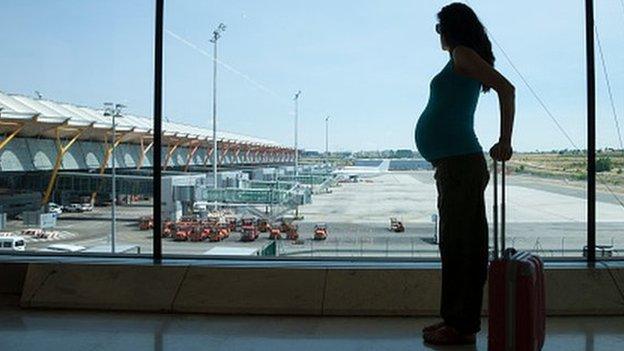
[0,307,622,351]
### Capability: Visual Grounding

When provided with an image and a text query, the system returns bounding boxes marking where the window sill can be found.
[2,256,623,316]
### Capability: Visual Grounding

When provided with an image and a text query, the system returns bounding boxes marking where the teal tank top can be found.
[415,59,483,162]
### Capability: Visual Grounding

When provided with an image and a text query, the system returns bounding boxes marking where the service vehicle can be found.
[162,220,175,238]
[269,226,282,240]
[0,236,26,251]
[209,223,230,242]
[189,226,208,242]
[226,216,237,231]
[47,203,63,216]
[139,216,153,231]
[240,217,256,228]
[241,225,259,242]
[174,224,192,241]
[192,201,210,213]
[257,219,270,233]
[281,222,299,240]
[313,223,328,240]
[389,217,405,232]
[218,222,231,239]
[64,204,84,213]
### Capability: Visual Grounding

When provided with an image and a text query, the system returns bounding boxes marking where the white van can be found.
[193,201,210,213]
[47,203,63,216]
[0,236,26,251]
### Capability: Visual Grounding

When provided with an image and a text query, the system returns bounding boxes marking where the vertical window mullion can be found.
[152,0,164,263]
[585,0,596,265]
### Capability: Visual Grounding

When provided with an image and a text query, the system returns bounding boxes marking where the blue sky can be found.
[1,0,623,152]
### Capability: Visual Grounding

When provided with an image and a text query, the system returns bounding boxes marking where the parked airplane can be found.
[333,159,390,180]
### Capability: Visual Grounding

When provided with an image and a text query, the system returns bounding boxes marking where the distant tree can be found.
[573,172,587,181]
[596,157,613,173]
[336,151,352,158]
[395,149,414,158]
[379,150,395,158]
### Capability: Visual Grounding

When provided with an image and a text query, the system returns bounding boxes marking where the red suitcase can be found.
[488,160,546,351]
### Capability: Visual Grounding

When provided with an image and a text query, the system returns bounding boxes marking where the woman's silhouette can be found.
[415,2,515,346]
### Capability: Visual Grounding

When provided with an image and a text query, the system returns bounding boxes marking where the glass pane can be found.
[595,1,624,259]
[157,0,588,259]
[473,1,587,258]
[0,1,153,255]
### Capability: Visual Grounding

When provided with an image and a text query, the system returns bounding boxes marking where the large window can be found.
[474,1,589,258]
[158,0,594,259]
[0,1,619,261]
[0,1,154,255]
[595,0,624,259]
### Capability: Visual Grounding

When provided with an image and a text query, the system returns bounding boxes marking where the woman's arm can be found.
[452,45,515,161]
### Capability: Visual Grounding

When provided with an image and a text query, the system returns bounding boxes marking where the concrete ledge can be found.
[544,268,624,315]
[173,268,326,315]
[10,262,624,316]
[323,269,441,316]
[20,263,187,312]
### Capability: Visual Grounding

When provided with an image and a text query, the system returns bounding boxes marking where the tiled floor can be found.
[1,307,623,351]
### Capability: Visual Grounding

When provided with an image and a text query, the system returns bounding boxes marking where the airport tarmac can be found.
[4,171,623,258]
[290,171,624,257]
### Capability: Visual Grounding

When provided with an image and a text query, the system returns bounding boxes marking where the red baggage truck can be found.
[488,160,546,351]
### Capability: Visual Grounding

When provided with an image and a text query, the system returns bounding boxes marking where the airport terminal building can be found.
[0,91,295,216]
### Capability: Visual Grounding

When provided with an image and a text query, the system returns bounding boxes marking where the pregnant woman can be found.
[415,3,515,346]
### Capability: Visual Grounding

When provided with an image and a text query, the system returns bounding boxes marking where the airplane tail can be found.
[378,159,390,172]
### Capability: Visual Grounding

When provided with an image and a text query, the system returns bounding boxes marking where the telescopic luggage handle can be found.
[493,159,506,259]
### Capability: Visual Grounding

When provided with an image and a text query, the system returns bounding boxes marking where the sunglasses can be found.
[435,23,441,34]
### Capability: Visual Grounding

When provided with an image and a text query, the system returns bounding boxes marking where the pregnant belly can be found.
[415,115,480,161]
[415,117,439,160]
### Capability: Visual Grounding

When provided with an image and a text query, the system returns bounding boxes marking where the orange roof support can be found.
[42,125,91,205]
[202,144,214,167]
[163,139,182,170]
[232,145,241,164]
[218,142,231,165]
[137,137,154,170]
[0,123,25,151]
[96,132,130,176]
[183,142,201,172]
[90,132,130,204]
[254,147,262,163]
[244,146,253,163]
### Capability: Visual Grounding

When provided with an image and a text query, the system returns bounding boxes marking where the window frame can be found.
[149,0,603,265]
[0,0,612,265]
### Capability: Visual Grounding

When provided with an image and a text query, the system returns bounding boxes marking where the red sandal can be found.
[422,321,445,334]
[423,325,476,346]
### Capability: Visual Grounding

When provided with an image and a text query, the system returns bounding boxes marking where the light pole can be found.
[293,90,301,178]
[210,23,226,196]
[103,103,124,253]
[325,116,330,165]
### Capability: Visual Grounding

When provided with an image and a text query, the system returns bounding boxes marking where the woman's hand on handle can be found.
[489,141,513,161]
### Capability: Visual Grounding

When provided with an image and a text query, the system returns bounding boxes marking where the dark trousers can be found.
[433,153,489,334]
